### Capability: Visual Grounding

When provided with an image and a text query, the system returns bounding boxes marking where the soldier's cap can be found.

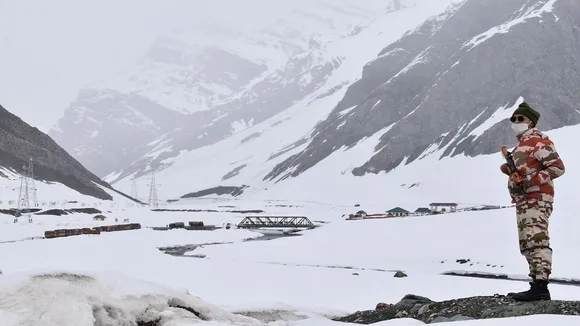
[512,102,540,126]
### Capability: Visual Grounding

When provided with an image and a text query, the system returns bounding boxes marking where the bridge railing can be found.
[236,216,314,229]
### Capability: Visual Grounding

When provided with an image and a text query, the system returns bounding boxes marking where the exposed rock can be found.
[240,133,261,144]
[35,208,102,216]
[222,164,248,181]
[181,185,249,198]
[158,243,228,257]
[335,294,580,324]
[235,309,308,323]
[151,208,264,214]
[32,272,96,283]
[394,271,408,278]
[394,294,432,311]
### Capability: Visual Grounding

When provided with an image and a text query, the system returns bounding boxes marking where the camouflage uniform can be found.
[501,127,565,281]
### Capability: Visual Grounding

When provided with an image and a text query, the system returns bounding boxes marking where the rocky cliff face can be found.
[0,103,129,201]
[266,0,580,181]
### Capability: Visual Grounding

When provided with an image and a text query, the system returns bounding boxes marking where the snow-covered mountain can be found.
[0,103,135,205]
[49,0,432,178]
[104,0,580,205]
[51,0,580,207]
[268,0,580,180]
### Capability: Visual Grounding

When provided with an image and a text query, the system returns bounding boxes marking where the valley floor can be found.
[0,199,579,325]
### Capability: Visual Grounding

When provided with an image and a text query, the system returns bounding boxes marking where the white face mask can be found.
[511,122,530,135]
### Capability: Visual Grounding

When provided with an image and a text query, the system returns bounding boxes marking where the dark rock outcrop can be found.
[393,271,408,278]
[151,208,264,213]
[0,104,137,201]
[35,208,102,216]
[335,294,580,324]
[181,185,249,198]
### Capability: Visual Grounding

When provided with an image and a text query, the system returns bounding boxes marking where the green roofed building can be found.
[386,207,409,217]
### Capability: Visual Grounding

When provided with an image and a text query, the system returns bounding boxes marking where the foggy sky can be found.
[0,0,385,132]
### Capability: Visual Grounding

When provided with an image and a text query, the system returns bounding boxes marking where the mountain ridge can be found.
[0,102,137,203]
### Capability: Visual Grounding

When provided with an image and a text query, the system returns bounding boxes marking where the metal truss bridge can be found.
[237,216,315,229]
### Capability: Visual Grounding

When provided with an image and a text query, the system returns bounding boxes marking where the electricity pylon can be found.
[147,169,158,208]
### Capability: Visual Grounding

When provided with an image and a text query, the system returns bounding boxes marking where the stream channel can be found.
[157,232,302,258]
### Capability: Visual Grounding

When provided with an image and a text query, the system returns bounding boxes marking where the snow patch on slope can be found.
[469,97,524,140]
[462,0,559,50]
[393,46,432,78]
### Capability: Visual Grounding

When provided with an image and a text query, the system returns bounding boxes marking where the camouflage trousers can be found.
[515,199,553,281]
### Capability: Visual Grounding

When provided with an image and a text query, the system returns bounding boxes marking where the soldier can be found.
[500,102,565,301]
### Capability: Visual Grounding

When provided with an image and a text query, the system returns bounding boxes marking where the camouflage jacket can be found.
[501,128,565,203]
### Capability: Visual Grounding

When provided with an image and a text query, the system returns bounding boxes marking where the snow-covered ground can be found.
[0,198,579,325]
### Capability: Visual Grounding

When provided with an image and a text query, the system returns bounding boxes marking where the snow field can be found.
[0,201,579,325]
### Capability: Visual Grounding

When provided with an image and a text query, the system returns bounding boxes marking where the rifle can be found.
[501,145,526,195]
[501,145,522,182]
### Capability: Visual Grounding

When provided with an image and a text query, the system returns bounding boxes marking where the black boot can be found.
[510,280,551,301]
[507,281,533,297]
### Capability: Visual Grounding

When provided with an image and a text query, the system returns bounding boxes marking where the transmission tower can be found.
[16,160,34,223]
[147,169,158,207]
